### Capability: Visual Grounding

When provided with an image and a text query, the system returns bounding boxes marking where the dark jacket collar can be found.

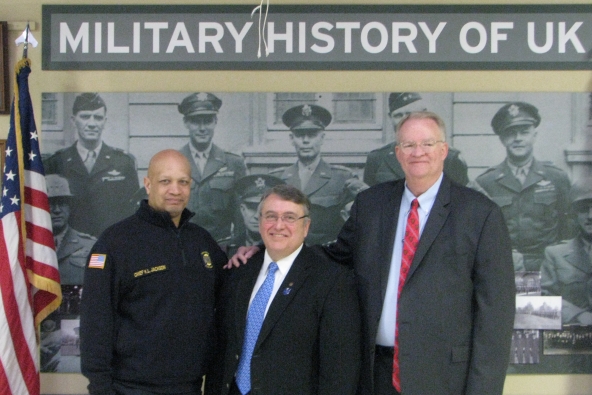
[136,199,195,229]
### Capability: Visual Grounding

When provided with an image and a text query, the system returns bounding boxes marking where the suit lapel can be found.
[202,145,226,181]
[255,247,312,349]
[304,160,331,195]
[565,238,592,275]
[406,177,451,281]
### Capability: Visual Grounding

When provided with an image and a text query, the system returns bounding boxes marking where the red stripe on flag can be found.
[0,219,40,395]
[24,187,50,213]
[25,222,55,250]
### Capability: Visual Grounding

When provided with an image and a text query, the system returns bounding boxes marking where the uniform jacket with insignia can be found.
[542,237,592,324]
[179,143,246,242]
[44,143,139,238]
[270,159,360,245]
[80,200,227,395]
[473,158,572,256]
[57,226,96,285]
[363,142,469,187]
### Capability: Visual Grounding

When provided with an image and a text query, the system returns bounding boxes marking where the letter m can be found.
[60,22,89,53]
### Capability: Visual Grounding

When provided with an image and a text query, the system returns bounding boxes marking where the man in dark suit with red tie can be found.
[230,111,515,395]
[213,184,361,395]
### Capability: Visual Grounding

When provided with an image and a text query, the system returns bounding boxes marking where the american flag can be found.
[0,59,61,395]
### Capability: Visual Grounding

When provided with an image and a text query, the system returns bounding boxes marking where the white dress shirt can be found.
[248,245,303,317]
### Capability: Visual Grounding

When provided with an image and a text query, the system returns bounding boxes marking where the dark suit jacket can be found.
[214,245,361,395]
[323,175,515,395]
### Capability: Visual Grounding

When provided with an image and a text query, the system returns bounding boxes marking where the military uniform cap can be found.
[491,102,541,135]
[282,104,332,132]
[235,174,285,203]
[388,92,422,114]
[569,177,592,204]
[46,174,74,198]
[178,93,222,116]
[72,93,106,114]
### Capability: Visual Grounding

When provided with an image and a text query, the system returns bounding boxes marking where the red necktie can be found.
[393,198,420,392]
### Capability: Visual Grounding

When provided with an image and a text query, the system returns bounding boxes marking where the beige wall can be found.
[3,0,592,393]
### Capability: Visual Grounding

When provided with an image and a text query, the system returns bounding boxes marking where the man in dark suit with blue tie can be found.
[214,184,361,395]
[229,111,515,395]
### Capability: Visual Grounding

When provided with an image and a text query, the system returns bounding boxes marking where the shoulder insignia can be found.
[88,254,106,269]
[201,251,214,269]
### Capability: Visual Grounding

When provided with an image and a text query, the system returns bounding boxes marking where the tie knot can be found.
[411,199,419,210]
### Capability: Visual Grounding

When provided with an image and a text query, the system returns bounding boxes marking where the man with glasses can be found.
[473,101,572,272]
[225,174,285,256]
[364,92,469,187]
[212,184,361,395]
[178,92,247,242]
[269,104,368,244]
[229,111,514,395]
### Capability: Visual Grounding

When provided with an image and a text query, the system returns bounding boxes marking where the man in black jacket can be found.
[80,149,227,395]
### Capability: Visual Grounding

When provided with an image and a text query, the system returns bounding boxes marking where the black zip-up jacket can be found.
[80,200,227,395]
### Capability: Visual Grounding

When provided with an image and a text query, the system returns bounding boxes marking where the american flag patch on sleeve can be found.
[88,254,107,269]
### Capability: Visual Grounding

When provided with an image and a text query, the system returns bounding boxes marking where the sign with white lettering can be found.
[42,4,592,70]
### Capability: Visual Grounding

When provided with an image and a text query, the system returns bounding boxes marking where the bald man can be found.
[80,149,227,395]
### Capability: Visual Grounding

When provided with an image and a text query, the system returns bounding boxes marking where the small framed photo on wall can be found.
[0,22,9,114]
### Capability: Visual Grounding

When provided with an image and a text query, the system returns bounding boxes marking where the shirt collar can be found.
[189,142,212,159]
[403,173,443,215]
[76,140,102,160]
[297,156,321,173]
[506,157,533,175]
[263,244,304,277]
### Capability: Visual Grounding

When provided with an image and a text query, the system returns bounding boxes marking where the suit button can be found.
[226,383,230,388]
[235,354,239,360]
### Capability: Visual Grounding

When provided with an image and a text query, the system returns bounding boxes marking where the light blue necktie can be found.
[236,262,279,394]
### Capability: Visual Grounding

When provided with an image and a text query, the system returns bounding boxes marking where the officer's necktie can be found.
[84,150,96,173]
[393,199,419,392]
[236,262,279,395]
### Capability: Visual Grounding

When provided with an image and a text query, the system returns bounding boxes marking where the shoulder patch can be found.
[88,254,106,269]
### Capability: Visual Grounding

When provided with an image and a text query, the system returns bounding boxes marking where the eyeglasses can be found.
[397,140,444,154]
[261,213,309,224]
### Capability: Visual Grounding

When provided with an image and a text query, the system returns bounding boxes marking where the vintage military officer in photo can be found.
[542,178,592,325]
[225,174,285,256]
[472,101,572,272]
[43,93,140,238]
[364,92,469,187]
[46,174,96,285]
[178,92,247,242]
[270,104,368,244]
